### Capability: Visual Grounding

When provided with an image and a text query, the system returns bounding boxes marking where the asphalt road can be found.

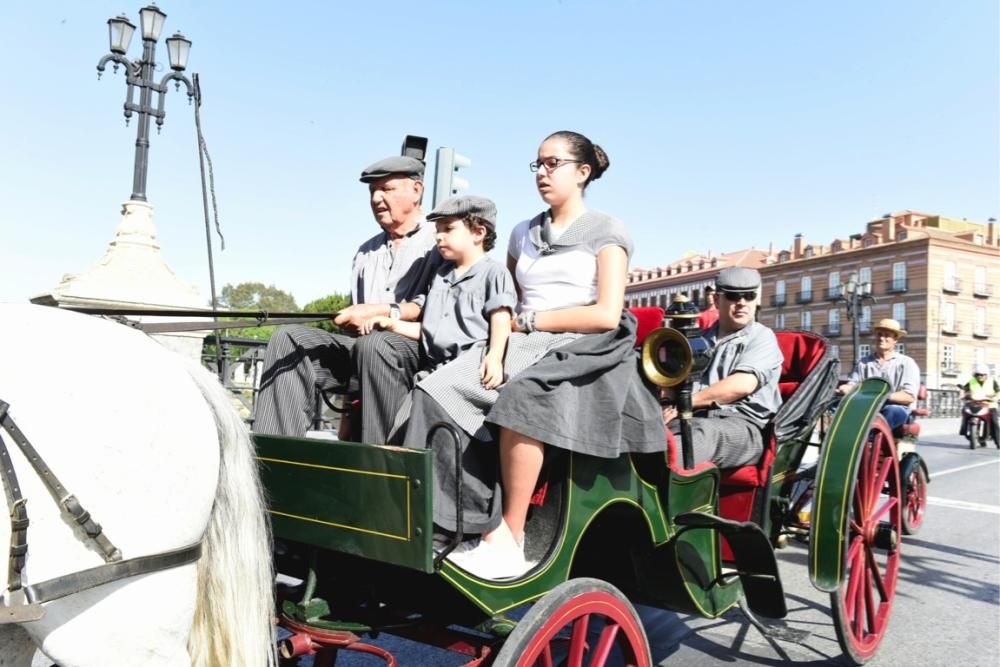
[281,430,1000,666]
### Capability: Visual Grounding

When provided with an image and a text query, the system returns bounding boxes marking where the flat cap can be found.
[716,267,761,291]
[359,155,425,183]
[426,195,497,228]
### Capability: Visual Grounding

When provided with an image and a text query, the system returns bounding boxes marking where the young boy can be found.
[363,195,516,390]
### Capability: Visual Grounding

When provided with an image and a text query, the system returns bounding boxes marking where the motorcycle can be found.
[962,399,996,450]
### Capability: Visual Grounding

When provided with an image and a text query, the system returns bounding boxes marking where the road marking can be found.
[926,496,1000,514]
[930,459,1000,478]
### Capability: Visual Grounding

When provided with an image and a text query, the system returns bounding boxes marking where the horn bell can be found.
[641,326,693,388]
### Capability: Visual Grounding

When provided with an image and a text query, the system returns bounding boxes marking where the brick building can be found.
[757,212,999,388]
[625,248,774,311]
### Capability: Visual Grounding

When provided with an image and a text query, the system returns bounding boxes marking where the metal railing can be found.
[885,278,908,293]
[796,290,813,304]
[923,388,962,418]
[201,335,267,423]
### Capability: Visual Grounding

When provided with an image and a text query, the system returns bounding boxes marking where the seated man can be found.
[254,155,441,438]
[959,366,1000,447]
[836,318,919,430]
[662,267,783,468]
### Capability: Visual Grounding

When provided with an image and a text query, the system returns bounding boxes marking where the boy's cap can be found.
[359,155,425,183]
[426,195,497,228]
[716,267,761,291]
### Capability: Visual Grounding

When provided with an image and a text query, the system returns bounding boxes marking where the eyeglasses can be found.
[529,157,581,173]
[721,290,757,302]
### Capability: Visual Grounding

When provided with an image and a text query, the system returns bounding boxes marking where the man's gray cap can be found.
[426,195,497,228]
[716,267,762,291]
[359,155,425,183]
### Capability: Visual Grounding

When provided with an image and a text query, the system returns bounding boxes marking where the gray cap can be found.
[716,267,762,291]
[426,195,497,228]
[359,155,425,183]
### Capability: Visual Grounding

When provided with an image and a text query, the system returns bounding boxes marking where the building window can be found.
[859,267,872,290]
[801,311,812,331]
[776,312,785,328]
[861,305,872,332]
[975,307,987,336]
[774,279,787,306]
[942,302,956,332]
[827,309,841,336]
[828,271,840,299]
[893,303,906,332]
[859,343,871,358]
[895,343,905,355]
[799,276,813,303]
[890,262,907,292]
[863,237,875,248]
[805,247,814,258]
[974,266,988,295]
[830,345,840,360]
[943,261,960,292]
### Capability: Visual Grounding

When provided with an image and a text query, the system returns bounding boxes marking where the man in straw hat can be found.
[837,317,920,430]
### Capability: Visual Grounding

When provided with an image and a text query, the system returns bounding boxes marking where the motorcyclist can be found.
[959,366,1000,447]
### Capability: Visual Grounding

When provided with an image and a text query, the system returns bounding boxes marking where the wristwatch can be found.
[389,303,401,320]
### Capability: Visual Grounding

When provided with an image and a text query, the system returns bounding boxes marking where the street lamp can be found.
[840,272,875,368]
[96,4,195,202]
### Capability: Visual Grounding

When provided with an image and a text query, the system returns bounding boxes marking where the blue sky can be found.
[2,1,997,307]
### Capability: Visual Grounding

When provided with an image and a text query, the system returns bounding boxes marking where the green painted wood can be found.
[255,434,433,573]
[808,378,889,592]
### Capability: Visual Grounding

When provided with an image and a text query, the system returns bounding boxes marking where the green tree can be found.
[303,293,352,333]
[215,282,300,342]
[218,282,299,312]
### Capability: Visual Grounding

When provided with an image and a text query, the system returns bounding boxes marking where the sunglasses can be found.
[721,290,757,302]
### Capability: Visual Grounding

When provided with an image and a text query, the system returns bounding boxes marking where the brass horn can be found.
[640,326,693,388]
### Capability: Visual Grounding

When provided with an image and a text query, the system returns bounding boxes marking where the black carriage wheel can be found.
[492,578,651,667]
[830,417,902,665]
[900,461,927,536]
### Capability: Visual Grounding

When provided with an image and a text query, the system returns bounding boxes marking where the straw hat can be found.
[873,318,907,338]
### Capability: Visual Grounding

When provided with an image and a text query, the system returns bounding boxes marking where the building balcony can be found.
[823,324,842,337]
[771,294,787,307]
[796,290,814,304]
[885,278,908,293]
[973,283,993,298]
[941,366,960,378]
[942,277,962,294]
[973,325,991,339]
[825,287,842,301]
[941,322,960,336]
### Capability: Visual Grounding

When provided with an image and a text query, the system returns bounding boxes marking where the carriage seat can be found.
[894,384,928,438]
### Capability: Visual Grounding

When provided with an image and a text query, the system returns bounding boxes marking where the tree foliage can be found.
[218,282,298,312]
[303,293,352,333]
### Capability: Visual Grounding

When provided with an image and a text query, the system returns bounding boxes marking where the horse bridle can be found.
[0,400,202,623]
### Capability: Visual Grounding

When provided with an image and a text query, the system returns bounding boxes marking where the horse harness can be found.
[0,400,202,623]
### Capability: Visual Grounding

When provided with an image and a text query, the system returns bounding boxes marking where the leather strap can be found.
[0,401,121,563]
[0,402,28,592]
[23,542,202,604]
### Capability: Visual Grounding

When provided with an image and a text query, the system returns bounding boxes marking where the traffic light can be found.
[401,134,428,162]
[433,147,471,207]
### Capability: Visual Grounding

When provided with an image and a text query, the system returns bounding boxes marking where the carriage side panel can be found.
[255,435,434,573]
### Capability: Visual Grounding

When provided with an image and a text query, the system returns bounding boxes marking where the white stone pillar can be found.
[31,200,208,362]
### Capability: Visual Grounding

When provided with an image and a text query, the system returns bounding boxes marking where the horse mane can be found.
[180,359,277,667]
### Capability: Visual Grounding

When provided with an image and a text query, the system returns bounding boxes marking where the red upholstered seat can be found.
[629,307,665,347]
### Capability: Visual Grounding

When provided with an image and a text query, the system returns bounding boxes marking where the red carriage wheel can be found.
[492,578,651,667]
[831,417,903,664]
[900,458,927,536]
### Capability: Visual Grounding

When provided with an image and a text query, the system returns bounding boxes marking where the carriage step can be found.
[675,511,787,619]
[0,602,45,623]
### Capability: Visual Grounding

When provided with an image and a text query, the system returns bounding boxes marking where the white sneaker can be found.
[447,537,532,579]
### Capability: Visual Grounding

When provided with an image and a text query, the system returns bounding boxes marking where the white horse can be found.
[0,304,275,667]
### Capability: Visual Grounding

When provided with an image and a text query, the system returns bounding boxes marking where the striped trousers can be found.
[255,326,422,443]
[254,325,356,436]
[668,412,764,468]
[352,330,422,445]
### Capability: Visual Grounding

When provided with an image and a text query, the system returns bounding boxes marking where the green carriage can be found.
[257,317,909,666]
